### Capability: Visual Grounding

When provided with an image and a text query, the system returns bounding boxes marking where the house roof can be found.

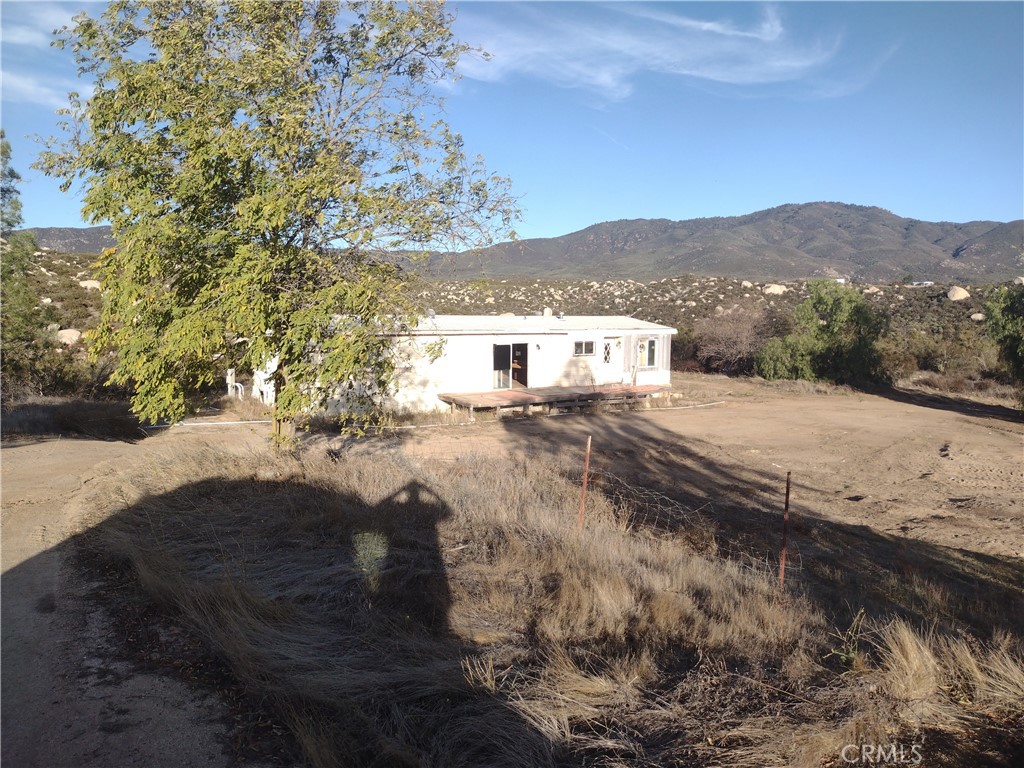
[409,314,677,336]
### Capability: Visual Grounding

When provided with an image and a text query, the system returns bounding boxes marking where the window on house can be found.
[639,338,657,368]
[603,342,612,364]
[574,340,595,356]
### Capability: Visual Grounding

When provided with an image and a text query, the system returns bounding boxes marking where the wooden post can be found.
[779,471,792,589]
[577,435,592,533]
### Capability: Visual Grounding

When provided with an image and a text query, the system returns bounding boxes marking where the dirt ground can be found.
[346,375,1024,560]
[2,375,1022,766]
[1,424,274,768]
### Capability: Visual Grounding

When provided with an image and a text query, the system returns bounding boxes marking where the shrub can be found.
[986,286,1024,389]
[756,335,816,381]
[756,281,888,386]
[693,307,770,375]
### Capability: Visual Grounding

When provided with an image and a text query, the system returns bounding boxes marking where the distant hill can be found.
[23,225,115,255]
[22,203,1024,281]
[453,203,1023,282]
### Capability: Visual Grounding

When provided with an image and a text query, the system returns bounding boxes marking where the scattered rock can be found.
[863,286,881,294]
[762,284,787,296]
[40,297,52,305]
[78,279,102,291]
[1014,276,1024,285]
[947,286,970,301]
[56,329,82,345]
[970,312,986,322]
[741,280,753,289]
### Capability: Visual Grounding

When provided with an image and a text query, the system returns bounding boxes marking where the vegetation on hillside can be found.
[2,130,63,406]
[755,280,888,386]
[986,286,1024,394]
[443,202,1023,282]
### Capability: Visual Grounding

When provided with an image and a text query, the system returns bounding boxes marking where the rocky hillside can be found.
[451,203,1023,282]
[21,202,1024,282]
[414,275,1005,344]
[23,225,115,255]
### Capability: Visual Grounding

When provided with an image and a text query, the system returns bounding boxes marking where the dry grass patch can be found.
[76,445,1024,767]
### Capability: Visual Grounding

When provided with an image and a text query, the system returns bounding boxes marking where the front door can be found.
[602,337,622,382]
[511,343,528,388]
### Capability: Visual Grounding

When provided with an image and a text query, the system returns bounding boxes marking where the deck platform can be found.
[438,383,670,416]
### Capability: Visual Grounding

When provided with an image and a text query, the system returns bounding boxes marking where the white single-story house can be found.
[373,311,677,414]
[246,311,677,414]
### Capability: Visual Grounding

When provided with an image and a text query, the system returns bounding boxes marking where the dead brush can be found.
[76,443,1024,768]
[1,397,142,441]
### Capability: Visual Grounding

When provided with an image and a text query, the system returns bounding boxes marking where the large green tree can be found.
[38,0,516,425]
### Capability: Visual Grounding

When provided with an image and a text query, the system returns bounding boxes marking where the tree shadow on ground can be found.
[493,408,1024,640]
[872,385,1023,425]
[16,473,559,768]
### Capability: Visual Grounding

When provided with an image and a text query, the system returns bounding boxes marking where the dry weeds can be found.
[76,444,1024,767]
[1,397,143,441]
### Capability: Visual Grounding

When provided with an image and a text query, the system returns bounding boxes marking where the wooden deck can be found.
[438,383,670,414]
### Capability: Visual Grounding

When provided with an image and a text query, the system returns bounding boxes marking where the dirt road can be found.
[1,427,270,768]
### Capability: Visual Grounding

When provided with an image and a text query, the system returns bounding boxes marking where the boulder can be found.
[741,280,754,289]
[78,279,102,291]
[56,329,82,345]
[1014,276,1024,285]
[947,286,970,301]
[762,284,787,296]
[862,286,881,295]
[970,312,986,322]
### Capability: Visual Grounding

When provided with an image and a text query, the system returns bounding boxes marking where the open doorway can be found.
[493,344,511,389]
[511,343,528,388]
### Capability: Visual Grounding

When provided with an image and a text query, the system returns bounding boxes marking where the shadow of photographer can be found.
[73,470,557,767]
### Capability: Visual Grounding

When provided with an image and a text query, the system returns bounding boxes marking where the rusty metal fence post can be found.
[779,471,792,589]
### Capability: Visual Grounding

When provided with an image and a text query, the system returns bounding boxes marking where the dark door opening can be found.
[511,343,528,388]
[493,344,511,389]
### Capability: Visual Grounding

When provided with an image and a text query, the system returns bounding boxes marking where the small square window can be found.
[574,340,595,356]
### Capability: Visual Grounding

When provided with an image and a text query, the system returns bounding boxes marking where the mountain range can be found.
[24,202,1024,282]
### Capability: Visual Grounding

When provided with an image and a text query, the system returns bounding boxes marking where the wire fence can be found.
[586,467,804,582]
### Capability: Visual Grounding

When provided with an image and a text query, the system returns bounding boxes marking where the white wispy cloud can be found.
[454,3,851,100]
[1,69,84,110]
[1,3,81,49]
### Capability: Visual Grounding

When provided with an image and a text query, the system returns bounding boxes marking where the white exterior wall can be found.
[383,327,675,413]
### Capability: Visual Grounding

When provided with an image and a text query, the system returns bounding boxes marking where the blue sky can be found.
[2,1,1022,241]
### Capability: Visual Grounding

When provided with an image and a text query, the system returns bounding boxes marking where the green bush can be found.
[985,286,1024,390]
[755,280,888,386]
